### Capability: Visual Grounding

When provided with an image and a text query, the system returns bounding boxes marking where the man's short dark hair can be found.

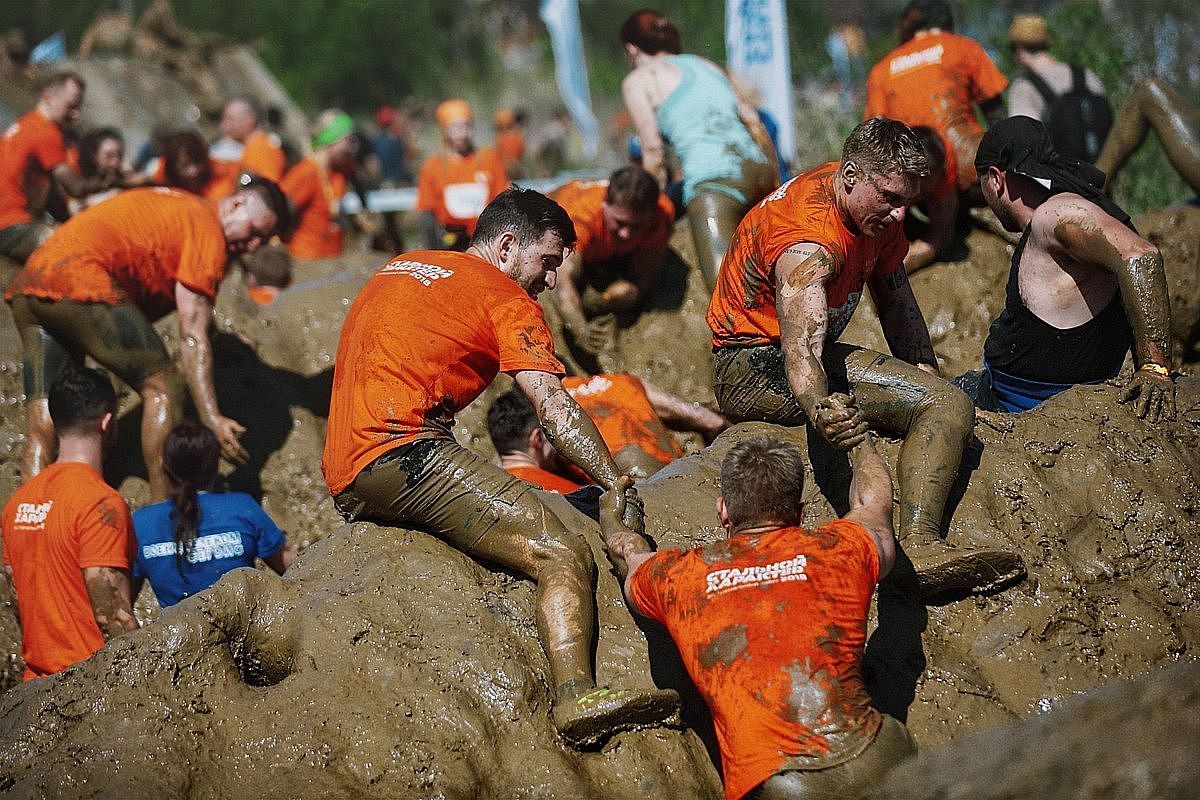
[48,366,116,434]
[235,173,296,237]
[843,117,930,181]
[720,435,806,530]
[605,165,660,214]
[902,0,954,33]
[242,245,293,289]
[471,187,577,250]
[487,388,539,456]
[40,70,85,95]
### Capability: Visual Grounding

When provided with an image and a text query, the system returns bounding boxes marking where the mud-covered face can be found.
[504,230,567,298]
[602,202,651,244]
[843,163,917,238]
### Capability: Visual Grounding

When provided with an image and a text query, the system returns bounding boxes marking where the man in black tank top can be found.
[971,116,1175,421]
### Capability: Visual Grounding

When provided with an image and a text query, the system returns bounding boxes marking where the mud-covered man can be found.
[322,188,678,747]
[707,117,1023,596]
[602,429,915,800]
[971,116,1176,420]
[6,179,294,501]
[550,166,675,354]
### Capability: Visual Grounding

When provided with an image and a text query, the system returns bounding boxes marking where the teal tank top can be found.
[655,54,769,206]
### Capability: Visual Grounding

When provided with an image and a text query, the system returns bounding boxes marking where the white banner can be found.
[725,0,795,164]
[540,0,600,160]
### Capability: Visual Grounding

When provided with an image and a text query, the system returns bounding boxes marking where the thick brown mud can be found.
[0,210,1198,796]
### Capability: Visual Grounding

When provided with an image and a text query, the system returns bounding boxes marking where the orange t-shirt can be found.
[6,187,228,321]
[280,156,347,260]
[922,140,959,203]
[629,520,882,800]
[415,148,509,233]
[0,109,68,229]
[322,250,564,494]
[550,179,674,264]
[495,129,525,165]
[2,462,135,680]
[707,162,908,348]
[564,373,683,468]
[504,464,585,494]
[865,31,1008,188]
[152,156,240,200]
[239,129,286,182]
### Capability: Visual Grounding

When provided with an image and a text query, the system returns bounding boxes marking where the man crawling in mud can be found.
[603,427,915,800]
[6,178,294,501]
[970,116,1176,419]
[321,187,679,747]
[707,116,1023,597]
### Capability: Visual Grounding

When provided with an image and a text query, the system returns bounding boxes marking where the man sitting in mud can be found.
[970,116,1176,421]
[549,166,676,354]
[707,117,1023,597]
[488,374,727,489]
[6,178,294,501]
[321,188,679,748]
[602,427,915,800]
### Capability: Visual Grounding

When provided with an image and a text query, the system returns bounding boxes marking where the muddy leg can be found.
[137,367,184,502]
[687,190,746,291]
[1097,77,1200,195]
[10,298,77,481]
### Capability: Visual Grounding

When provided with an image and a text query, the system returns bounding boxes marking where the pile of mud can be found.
[0,209,1198,795]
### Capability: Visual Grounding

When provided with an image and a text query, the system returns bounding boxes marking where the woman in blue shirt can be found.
[619,8,778,290]
[132,423,297,607]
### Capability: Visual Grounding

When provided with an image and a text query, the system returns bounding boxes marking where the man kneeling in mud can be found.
[707,117,1023,597]
[604,426,915,800]
[322,188,678,747]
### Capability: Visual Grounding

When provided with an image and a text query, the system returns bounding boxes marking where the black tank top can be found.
[983,228,1132,384]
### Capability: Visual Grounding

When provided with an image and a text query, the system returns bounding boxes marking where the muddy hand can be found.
[620,478,645,534]
[1119,368,1176,423]
[815,393,869,451]
[599,475,634,538]
[211,415,249,466]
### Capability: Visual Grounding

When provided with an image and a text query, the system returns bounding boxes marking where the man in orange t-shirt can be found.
[707,117,1022,597]
[550,166,675,354]
[281,110,358,260]
[217,96,286,181]
[603,431,912,800]
[2,366,138,680]
[0,72,129,264]
[6,180,293,500]
[493,108,527,177]
[416,99,508,251]
[865,0,1008,190]
[323,188,677,747]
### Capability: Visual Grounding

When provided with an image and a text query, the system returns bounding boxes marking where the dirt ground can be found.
[0,208,1198,797]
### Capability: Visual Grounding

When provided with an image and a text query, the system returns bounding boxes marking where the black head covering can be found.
[975,116,1132,227]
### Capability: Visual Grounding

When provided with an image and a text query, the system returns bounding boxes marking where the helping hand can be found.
[1119,367,1176,423]
[814,392,870,451]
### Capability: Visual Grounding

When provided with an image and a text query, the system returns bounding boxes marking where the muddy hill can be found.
[0,204,1198,797]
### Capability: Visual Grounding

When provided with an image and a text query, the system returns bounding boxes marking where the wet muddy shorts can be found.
[333,437,551,552]
[8,295,173,399]
[0,221,54,265]
[751,714,916,800]
[712,342,868,425]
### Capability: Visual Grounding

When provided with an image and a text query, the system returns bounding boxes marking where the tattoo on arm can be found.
[777,246,837,416]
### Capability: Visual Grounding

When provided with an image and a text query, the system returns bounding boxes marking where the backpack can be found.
[1023,65,1113,164]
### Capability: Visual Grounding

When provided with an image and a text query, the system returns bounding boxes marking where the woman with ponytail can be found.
[131,422,297,607]
[619,8,778,290]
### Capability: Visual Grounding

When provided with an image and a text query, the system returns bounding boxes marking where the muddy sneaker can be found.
[896,537,1026,598]
[552,686,681,748]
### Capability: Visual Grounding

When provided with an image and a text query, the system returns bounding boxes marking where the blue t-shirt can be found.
[132,492,287,607]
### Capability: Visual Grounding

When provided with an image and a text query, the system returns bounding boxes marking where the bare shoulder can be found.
[621,68,650,95]
[1031,192,1108,239]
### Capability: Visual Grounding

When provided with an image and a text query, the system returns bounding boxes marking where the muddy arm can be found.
[515,370,623,491]
[642,379,728,443]
[50,163,119,198]
[867,265,938,373]
[775,243,837,421]
[264,542,298,575]
[83,566,139,640]
[176,284,248,465]
[843,433,897,578]
[552,251,590,332]
[597,476,656,604]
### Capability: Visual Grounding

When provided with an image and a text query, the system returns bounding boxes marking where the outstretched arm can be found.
[514,370,623,491]
[867,264,938,373]
[642,379,728,443]
[1044,199,1174,421]
[83,566,139,640]
[176,283,249,465]
[598,476,657,606]
[842,429,897,578]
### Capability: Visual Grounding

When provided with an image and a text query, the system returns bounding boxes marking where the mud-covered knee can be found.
[542,529,597,582]
[920,384,975,438]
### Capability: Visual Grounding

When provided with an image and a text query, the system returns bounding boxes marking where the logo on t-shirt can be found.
[381,259,454,286]
[566,375,613,398]
[890,44,944,75]
[142,531,245,563]
[705,554,808,596]
[11,501,53,529]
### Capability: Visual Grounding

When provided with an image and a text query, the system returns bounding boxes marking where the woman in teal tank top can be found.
[620,9,777,289]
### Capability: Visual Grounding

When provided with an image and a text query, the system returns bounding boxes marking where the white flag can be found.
[725,0,795,164]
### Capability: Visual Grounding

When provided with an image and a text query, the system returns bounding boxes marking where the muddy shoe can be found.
[896,537,1026,598]
[553,686,681,748]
